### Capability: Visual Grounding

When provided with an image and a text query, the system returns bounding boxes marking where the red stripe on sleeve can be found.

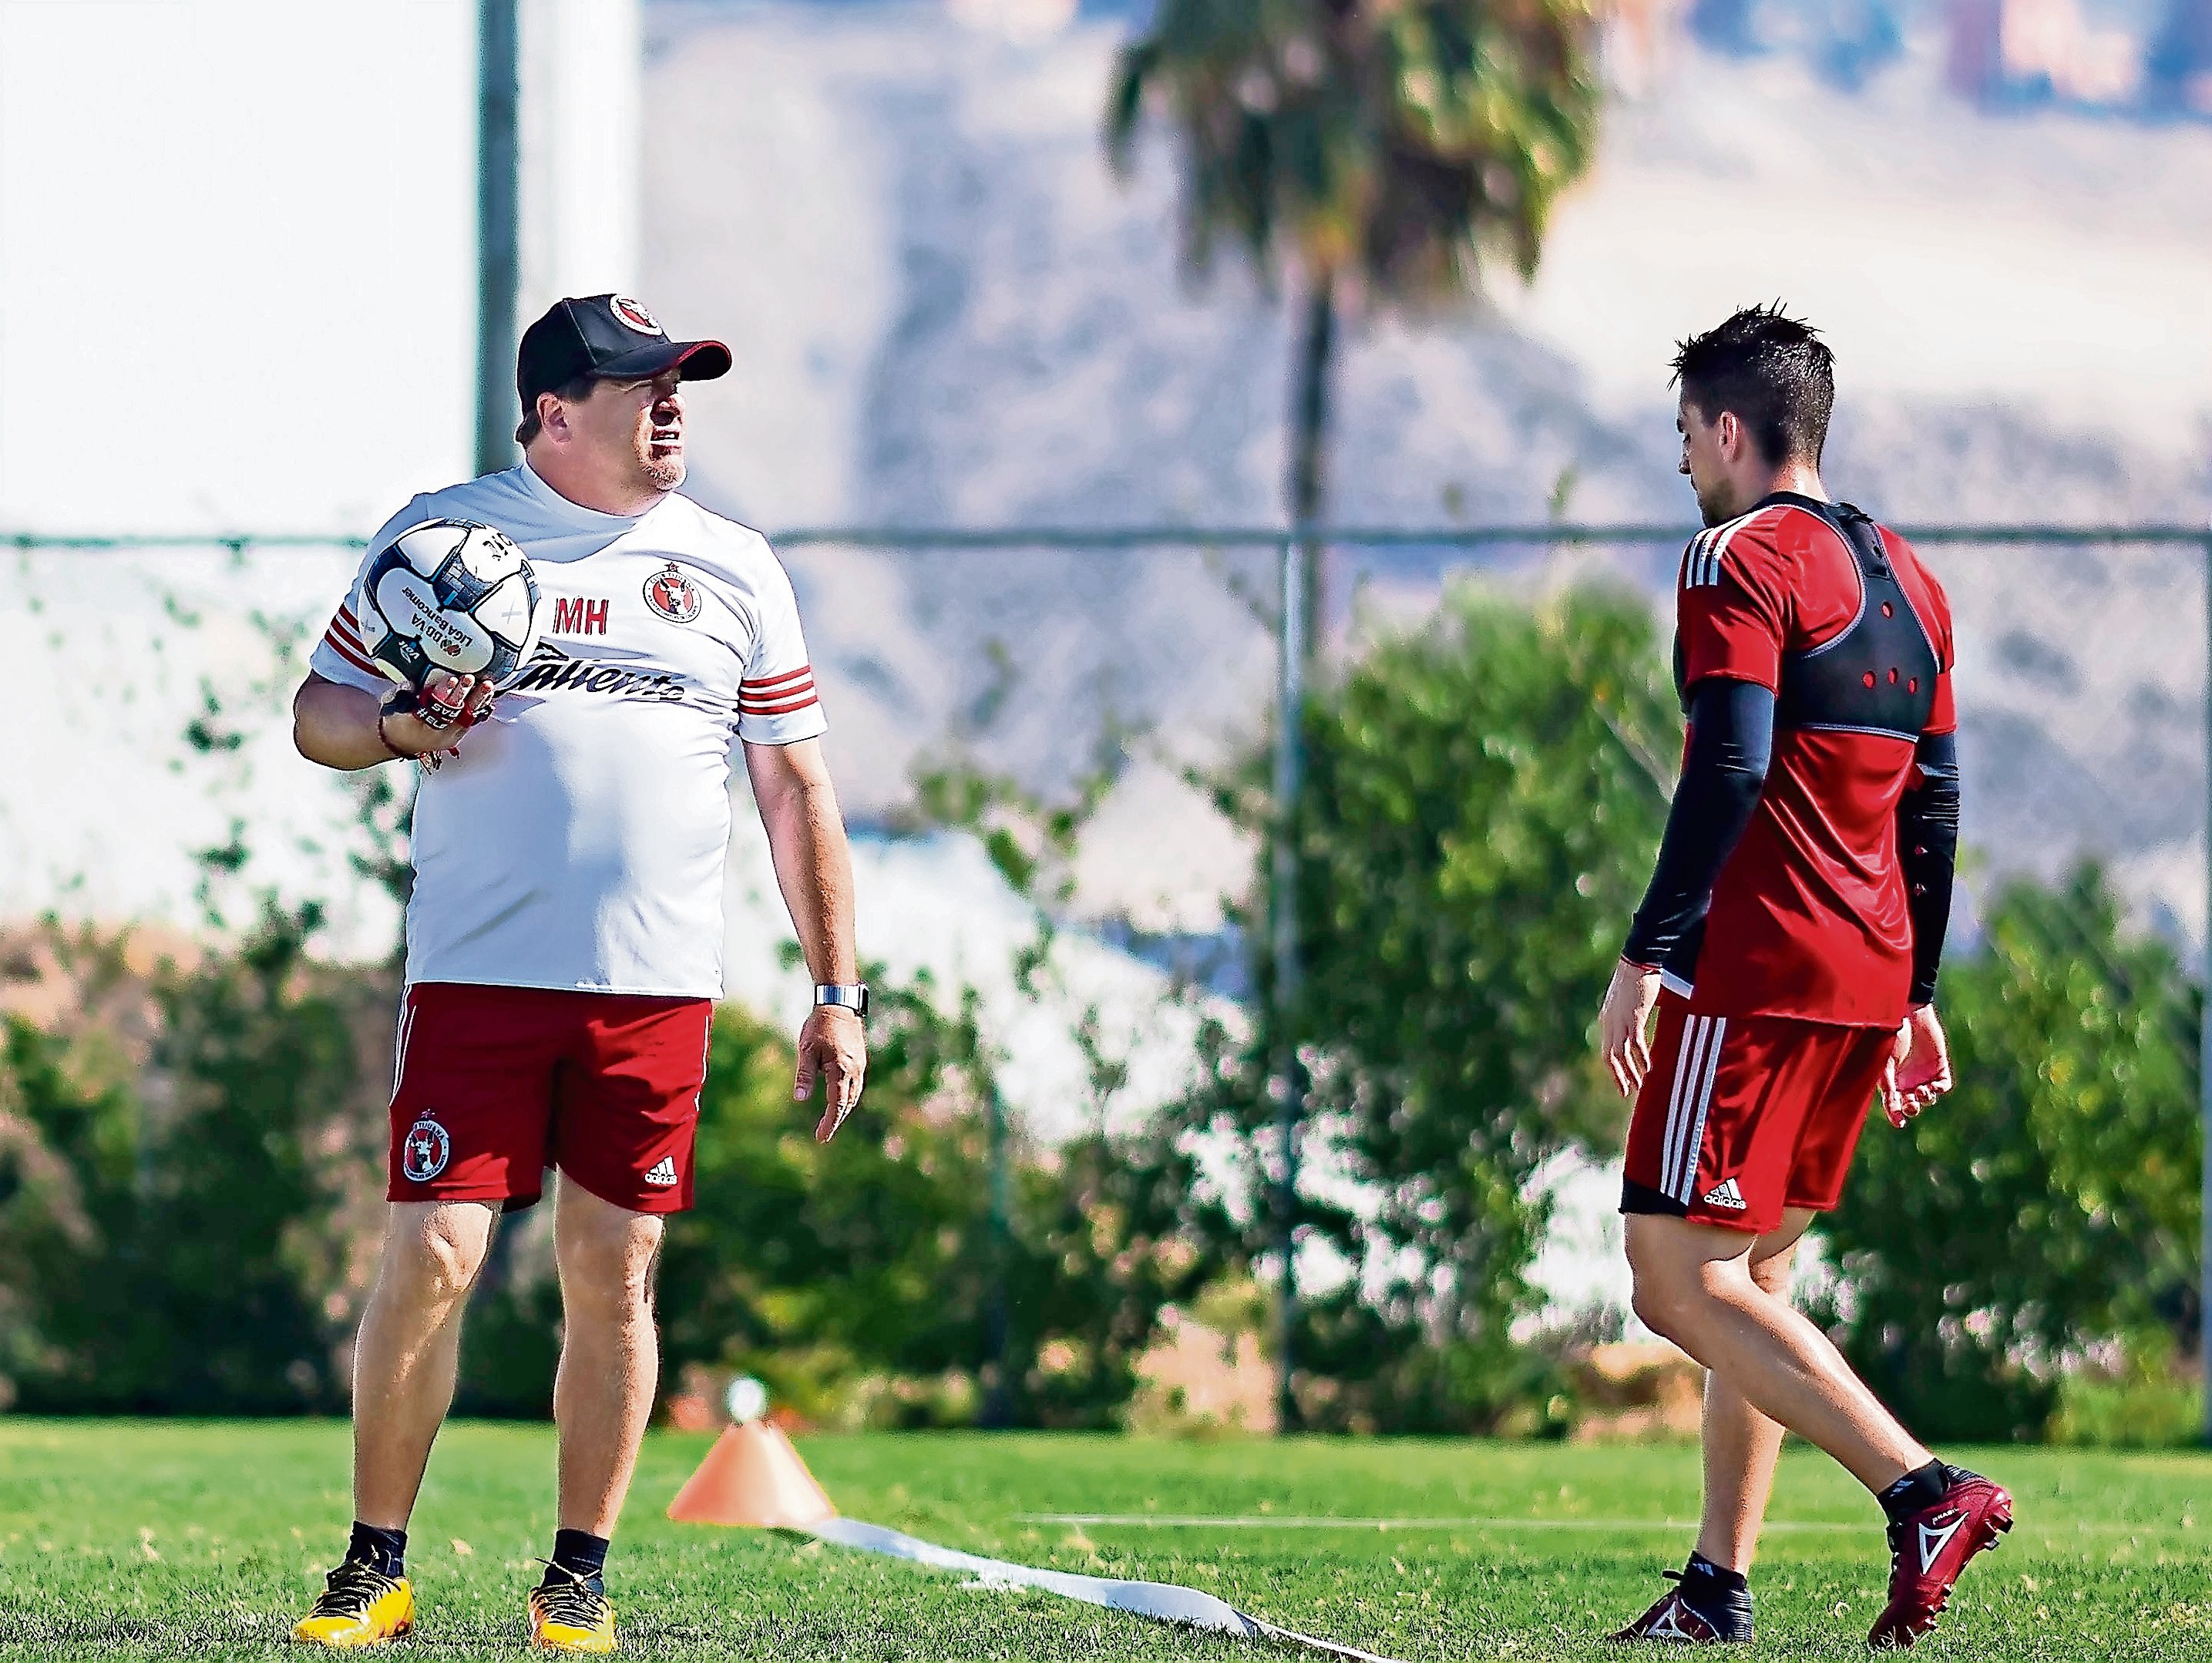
[740,664,813,692]
[324,632,378,675]
[741,692,820,717]
[740,677,815,705]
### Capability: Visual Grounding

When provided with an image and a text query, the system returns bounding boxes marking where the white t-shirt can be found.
[310,462,826,998]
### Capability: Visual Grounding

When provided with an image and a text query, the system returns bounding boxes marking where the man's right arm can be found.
[292,670,489,771]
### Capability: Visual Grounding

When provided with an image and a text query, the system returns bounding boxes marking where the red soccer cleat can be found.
[1609,1571,1753,1645]
[1866,1466,2013,1649]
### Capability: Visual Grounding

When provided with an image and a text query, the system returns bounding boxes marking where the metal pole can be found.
[982,1077,1014,1429]
[2201,527,2212,1443]
[475,0,521,479]
[1272,532,1308,1435]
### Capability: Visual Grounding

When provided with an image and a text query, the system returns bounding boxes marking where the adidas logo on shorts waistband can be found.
[1702,1177,1746,1211]
[643,1156,679,1188]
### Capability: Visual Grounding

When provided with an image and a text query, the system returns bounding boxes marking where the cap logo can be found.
[610,296,662,335]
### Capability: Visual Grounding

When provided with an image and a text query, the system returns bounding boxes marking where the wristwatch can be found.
[814,983,869,1019]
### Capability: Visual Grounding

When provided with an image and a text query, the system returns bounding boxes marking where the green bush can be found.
[1816,865,2200,1442]
[2047,1360,2200,1449]
[1172,583,1679,1432]
[656,988,1207,1428]
[0,906,381,1414]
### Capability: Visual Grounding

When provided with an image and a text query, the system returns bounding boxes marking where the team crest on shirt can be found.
[402,1117,452,1183]
[610,295,662,335]
[644,563,701,624]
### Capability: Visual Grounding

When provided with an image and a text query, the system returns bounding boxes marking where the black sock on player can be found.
[546,1528,610,1592]
[346,1520,407,1580]
[1876,1458,1951,1524]
[1680,1550,1748,1598]
[1676,1550,1755,1638]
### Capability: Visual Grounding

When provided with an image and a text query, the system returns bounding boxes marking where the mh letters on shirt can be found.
[552,596,610,636]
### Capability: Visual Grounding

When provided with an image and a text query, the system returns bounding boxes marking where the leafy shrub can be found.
[1815,866,2200,1442]
[0,906,385,1413]
[657,988,1208,1428]
[1172,584,1679,1431]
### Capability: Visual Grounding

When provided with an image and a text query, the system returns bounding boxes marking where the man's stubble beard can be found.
[635,436,685,493]
[1694,475,1732,529]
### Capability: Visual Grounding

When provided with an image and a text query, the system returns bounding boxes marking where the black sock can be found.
[346,1521,407,1580]
[1681,1550,1749,1598]
[548,1528,610,1590]
[1672,1550,1754,1640]
[1877,1459,1951,1524]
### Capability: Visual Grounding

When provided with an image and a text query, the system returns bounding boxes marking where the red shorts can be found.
[1621,992,1892,1235]
[389,983,711,1214]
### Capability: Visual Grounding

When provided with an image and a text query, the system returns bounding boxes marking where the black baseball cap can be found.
[516,294,732,410]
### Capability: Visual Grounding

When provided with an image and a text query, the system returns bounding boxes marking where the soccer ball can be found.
[355,519,543,690]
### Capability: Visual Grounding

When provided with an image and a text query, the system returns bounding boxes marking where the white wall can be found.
[0,0,643,949]
[0,0,642,536]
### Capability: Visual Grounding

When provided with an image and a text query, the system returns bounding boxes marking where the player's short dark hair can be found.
[515,373,602,447]
[1671,304,1835,466]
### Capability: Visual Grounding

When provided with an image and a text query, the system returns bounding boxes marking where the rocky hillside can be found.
[643,1,2212,932]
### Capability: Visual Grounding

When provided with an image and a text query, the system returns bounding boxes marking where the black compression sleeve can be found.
[1898,730,1961,1006]
[1622,678,1775,969]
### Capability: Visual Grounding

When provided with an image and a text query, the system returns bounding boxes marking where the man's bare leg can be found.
[351,1201,500,1528]
[1626,1211,1928,1494]
[552,1178,665,1537]
[1692,1209,1814,1573]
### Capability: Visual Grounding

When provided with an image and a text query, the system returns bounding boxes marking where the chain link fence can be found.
[5,518,2209,1425]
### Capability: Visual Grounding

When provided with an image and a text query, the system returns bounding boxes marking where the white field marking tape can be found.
[1019,1513,1859,1533]
[808,1517,1411,1663]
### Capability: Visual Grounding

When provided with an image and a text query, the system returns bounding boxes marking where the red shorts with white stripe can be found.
[1621,991,1893,1235]
[389,983,711,1215]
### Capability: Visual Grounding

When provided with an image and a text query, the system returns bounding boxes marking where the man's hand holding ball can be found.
[378,671,496,760]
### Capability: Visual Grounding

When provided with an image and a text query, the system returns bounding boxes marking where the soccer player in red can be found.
[1596,307,2010,1649]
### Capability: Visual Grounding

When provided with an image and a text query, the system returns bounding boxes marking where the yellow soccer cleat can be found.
[291,1561,415,1648]
[527,1564,617,1655]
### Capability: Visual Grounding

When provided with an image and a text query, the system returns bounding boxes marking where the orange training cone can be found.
[667,1419,836,1528]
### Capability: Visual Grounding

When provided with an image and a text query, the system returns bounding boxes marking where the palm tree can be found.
[1106,0,1605,626]
[1108,0,1603,1433]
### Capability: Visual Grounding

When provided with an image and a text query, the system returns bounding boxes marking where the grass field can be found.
[2,1423,2210,1659]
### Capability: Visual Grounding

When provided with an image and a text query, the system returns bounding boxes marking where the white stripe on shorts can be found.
[391,990,419,1100]
[1672,1016,1729,1204]
[1659,1015,1709,1199]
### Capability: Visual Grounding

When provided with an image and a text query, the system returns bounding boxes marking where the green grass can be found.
[2,1423,2210,1659]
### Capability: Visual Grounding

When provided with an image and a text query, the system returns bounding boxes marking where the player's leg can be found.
[1782,1025,2013,1648]
[290,1199,499,1648]
[528,993,708,1655]
[1693,1208,1814,1574]
[1610,996,1767,1644]
[297,983,559,1649]
[1628,1211,1927,1488]
[552,1180,665,1537]
[1622,1010,1927,1489]
[353,1200,502,1526]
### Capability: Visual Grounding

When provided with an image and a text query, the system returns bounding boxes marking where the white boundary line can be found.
[1017,1513,1857,1533]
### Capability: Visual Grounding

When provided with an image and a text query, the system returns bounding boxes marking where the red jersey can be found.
[1666,493,1955,1026]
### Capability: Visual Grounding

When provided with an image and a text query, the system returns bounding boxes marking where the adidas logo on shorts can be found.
[1701,1177,1747,1211]
[643,1156,679,1188]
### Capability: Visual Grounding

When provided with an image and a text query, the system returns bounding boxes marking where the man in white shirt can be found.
[288,294,867,1655]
